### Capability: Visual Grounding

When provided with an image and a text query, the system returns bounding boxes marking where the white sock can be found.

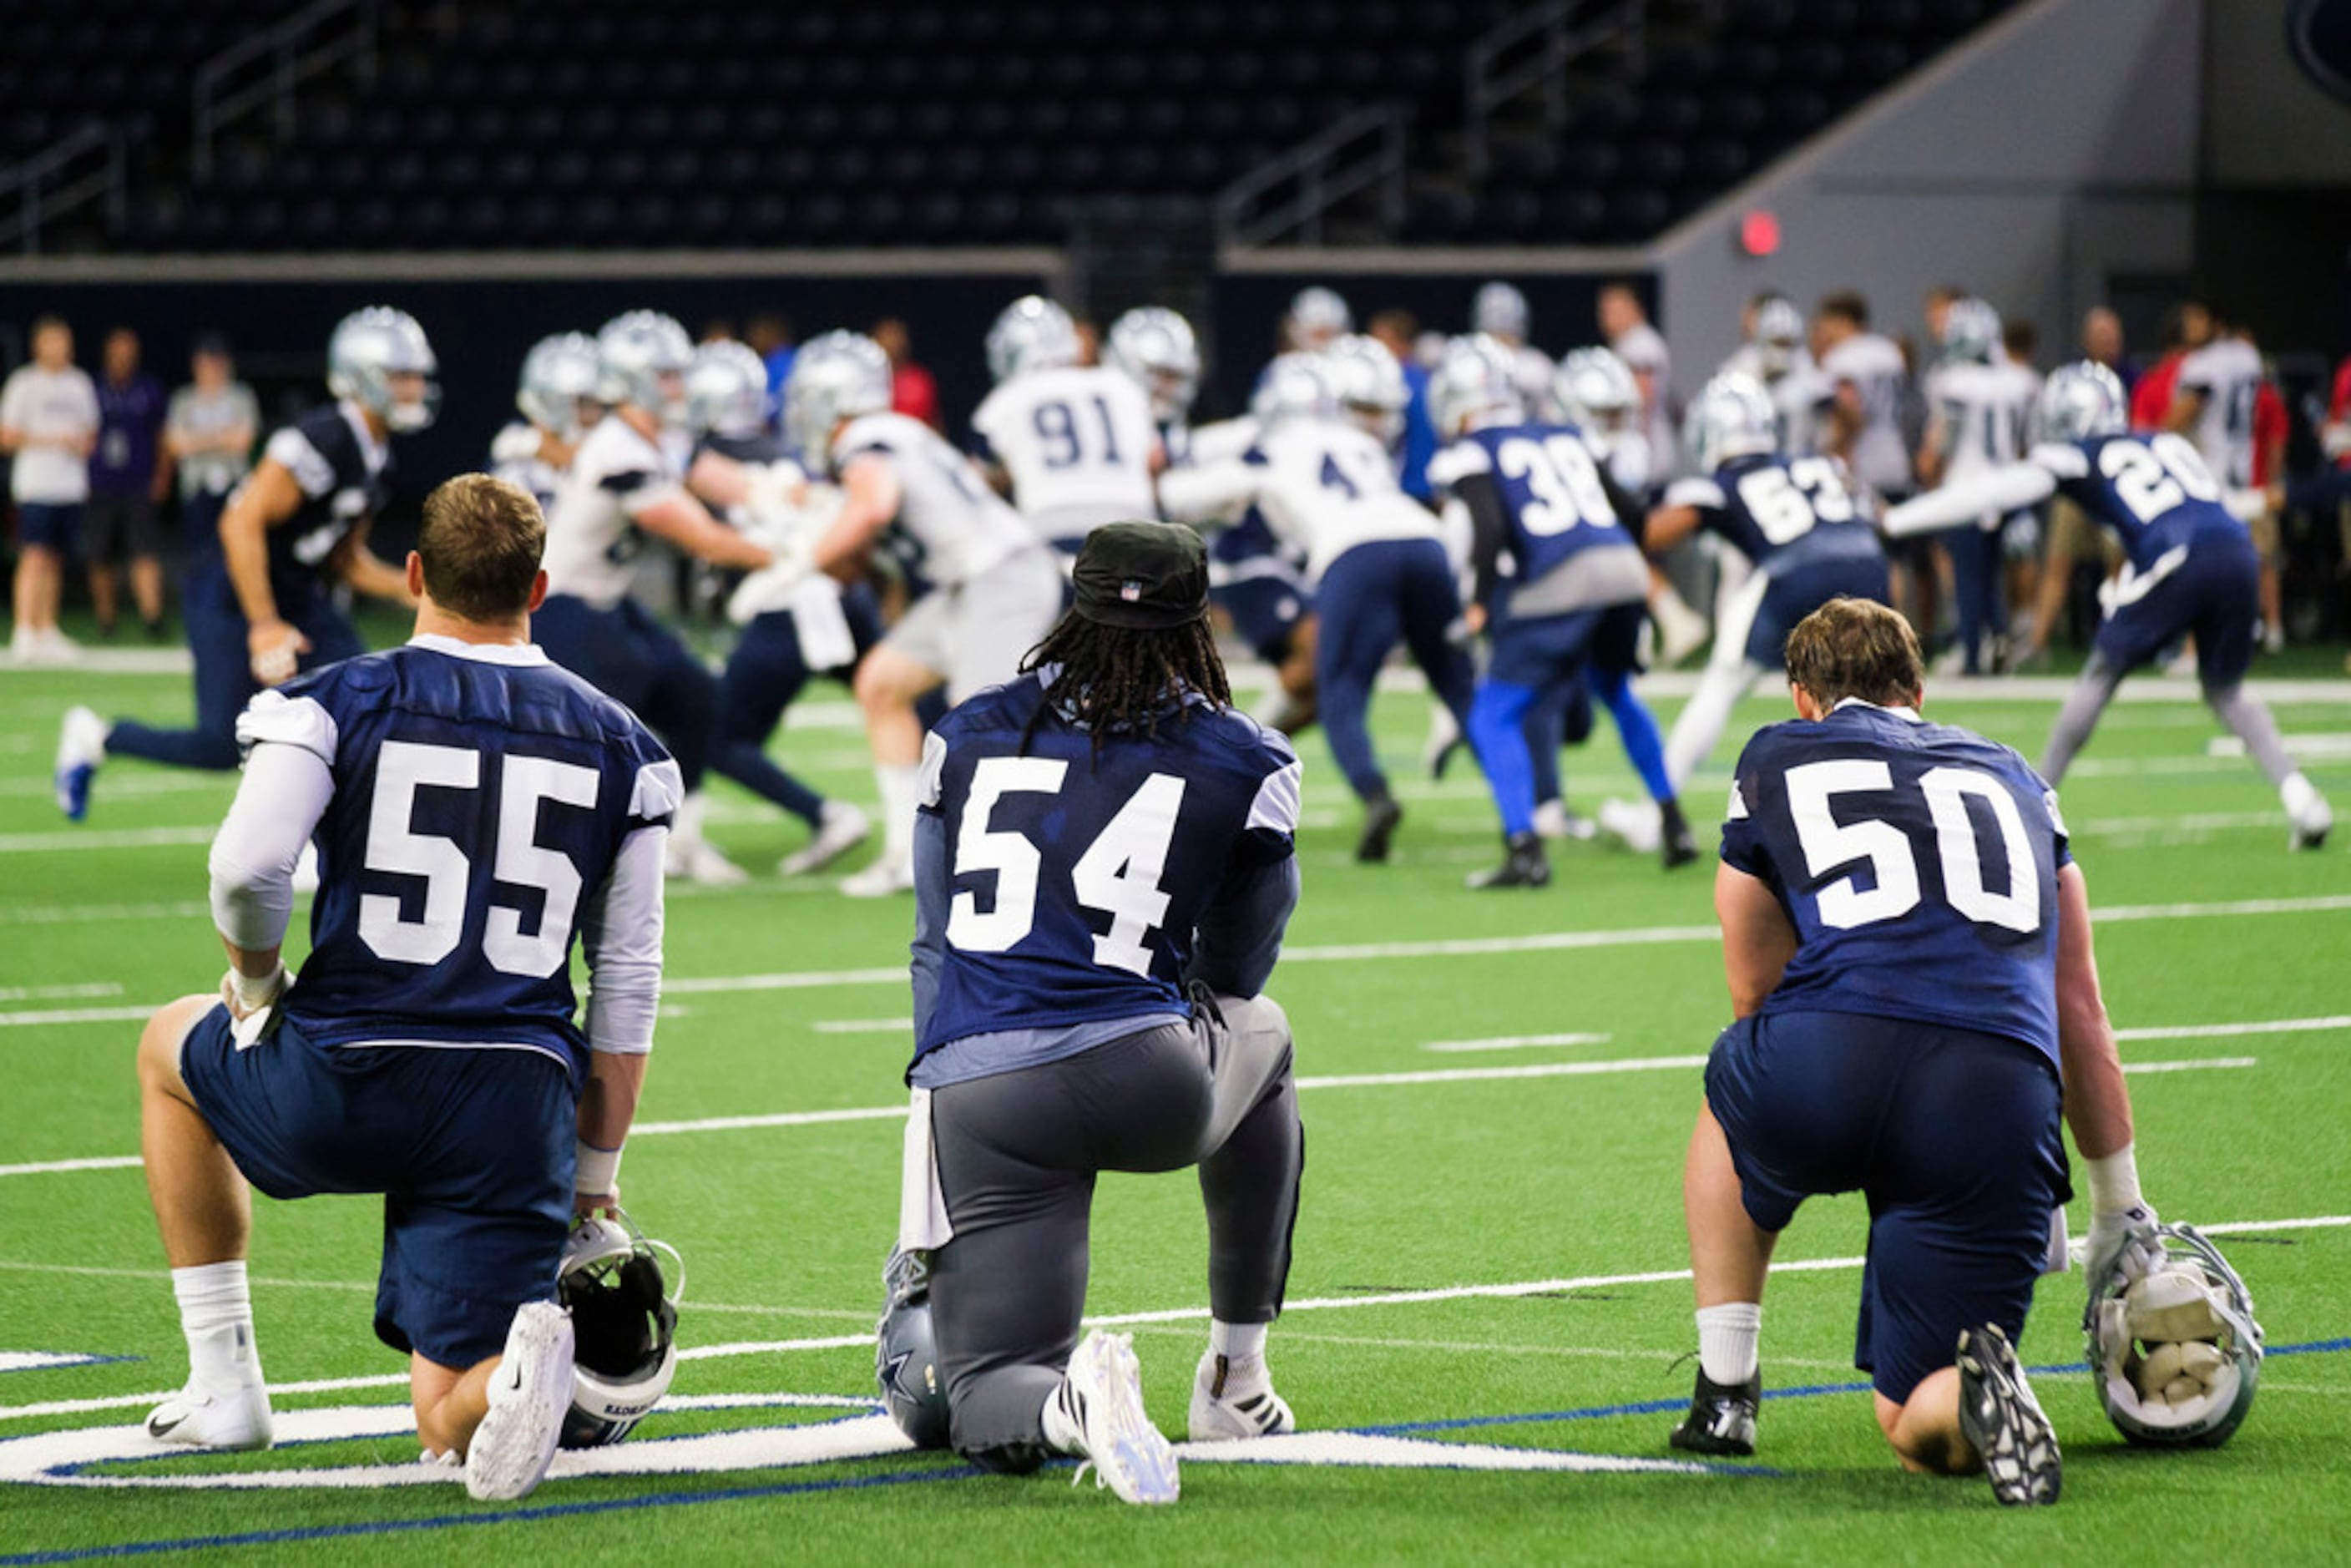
[673,790,710,849]
[1696,1302,1762,1387]
[172,1261,262,1389]
[1210,1320,1267,1364]
[875,764,919,863]
[1040,1378,1084,1453]
[2283,771,2325,819]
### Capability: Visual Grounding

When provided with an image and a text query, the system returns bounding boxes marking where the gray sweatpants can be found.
[926,993,1302,1471]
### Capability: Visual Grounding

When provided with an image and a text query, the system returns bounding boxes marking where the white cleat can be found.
[147,1378,274,1452]
[1187,1351,1295,1443]
[780,800,872,877]
[1596,797,1662,854]
[667,837,750,886]
[838,854,916,898]
[1054,1330,1178,1505]
[1531,798,1597,842]
[2285,775,2333,852]
[54,704,107,820]
[1651,594,1711,668]
[464,1301,574,1503]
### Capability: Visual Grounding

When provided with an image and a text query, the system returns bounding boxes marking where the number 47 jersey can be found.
[1722,701,2069,1067]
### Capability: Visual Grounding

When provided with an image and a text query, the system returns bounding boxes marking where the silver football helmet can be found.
[516,332,604,441]
[1425,333,1524,438]
[1752,296,1806,378]
[558,1210,683,1449]
[596,311,693,423]
[1940,296,2003,367]
[684,340,771,441]
[1685,372,1782,473]
[2036,360,2128,443]
[327,306,438,433]
[875,1247,950,1449]
[1104,306,1201,424]
[783,331,893,467]
[1251,351,1335,428]
[985,295,1082,383]
[2087,1223,2262,1449]
[1323,333,1408,447]
[1287,285,1352,351]
[1553,346,1641,437]
[1472,280,1530,342]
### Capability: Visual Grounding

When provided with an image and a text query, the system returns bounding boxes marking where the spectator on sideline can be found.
[748,311,796,431]
[1368,308,1438,501]
[2081,306,2136,394]
[873,317,942,432]
[2129,301,2209,431]
[86,327,173,640]
[1598,282,1674,476]
[1,315,100,660]
[164,336,259,565]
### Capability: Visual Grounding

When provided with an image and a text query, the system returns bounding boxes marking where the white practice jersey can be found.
[1930,359,2042,484]
[1610,321,1675,478]
[970,365,1160,544]
[2176,336,2264,488]
[543,415,683,609]
[1236,419,1438,584]
[488,421,566,517]
[831,410,1036,590]
[1820,332,1913,496]
[1719,344,1828,456]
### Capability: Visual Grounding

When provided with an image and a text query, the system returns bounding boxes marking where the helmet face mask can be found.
[596,311,695,426]
[1427,333,1524,439]
[1472,280,1530,342]
[875,1248,950,1449]
[1939,297,2002,367]
[518,332,604,441]
[1753,298,1805,379]
[328,306,439,434]
[1287,286,1352,352]
[1323,334,1407,447]
[1105,306,1201,425]
[2086,1222,2263,1449]
[1251,352,1337,430]
[2036,360,2128,443]
[782,331,892,468]
[684,340,771,440]
[557,1211,682,1449]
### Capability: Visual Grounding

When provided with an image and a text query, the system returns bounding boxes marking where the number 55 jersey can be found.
[1722,700,2068,1066]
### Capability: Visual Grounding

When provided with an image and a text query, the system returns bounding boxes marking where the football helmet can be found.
[985,295,1082,383]
[1287,286,1352,350]
[1250,352,1335,429]
[2036,360,2129,443]
[1425,333,1524,438]
[1939,296,2003,367]
[684,340,771,441]
[1752,296,1806,378]
[2087,1222,2262,1448]
[1553,346,1641,437]
[1685,372,1781,473]
[1471,280,1530,342]
[1104,306,1201,424]
[557,1210,683,1449]
[596,311,693,423]
[782,331,893,466]
[1323,333,1408,446]
[327,306,438,433]
[875,1248,950,1449]
[516,332,604,440]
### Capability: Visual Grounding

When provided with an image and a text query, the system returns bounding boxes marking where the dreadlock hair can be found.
[1016,615,1233,759]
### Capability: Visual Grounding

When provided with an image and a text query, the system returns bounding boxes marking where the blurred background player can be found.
[1279,286,1352,358]
[1915,297,2040,674]
[2166,311,2288,650]
[1721,293,1825,458]
[491,333,603,516]
[1103,306,1202,452]
[1471,281,1555,410]
[1813,291,1923,633]
[2,314,99,660]
[1367,308,1439,502]
[164,336,258,583]
[57,309,431,812]
[85,326,173,640]
[972,295,1160,555]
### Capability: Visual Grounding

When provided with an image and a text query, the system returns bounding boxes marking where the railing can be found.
[1216,103,1413,250]
[1463,0,1646,178]
[193,0,381,180]
[0,125,126,254]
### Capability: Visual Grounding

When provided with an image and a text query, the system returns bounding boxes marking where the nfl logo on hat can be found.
[1120,580,1143,601]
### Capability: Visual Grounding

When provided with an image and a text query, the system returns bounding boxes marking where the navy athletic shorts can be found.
[2096,532,2260,689]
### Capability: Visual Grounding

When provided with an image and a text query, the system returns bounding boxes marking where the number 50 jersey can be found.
[1722,701,2069,1066]
[914,673,1301,1059]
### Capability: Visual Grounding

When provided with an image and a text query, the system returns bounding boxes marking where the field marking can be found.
[1424,1033,1613,1054]
[0,984,121,1002]
[0,826,215,853]
[811,1018,915,1035]
[2114,1015,2351,1042]
[0,1156,144,1178]
[0,901,209,925]
[1119,1322,1856,1371]
[0,1005,156,1028]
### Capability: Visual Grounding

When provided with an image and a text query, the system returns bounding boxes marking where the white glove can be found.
[726,549,813,626]
[2084,1201,2164,1297]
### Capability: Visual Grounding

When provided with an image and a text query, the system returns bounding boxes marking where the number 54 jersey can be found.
[246,638,679,1080]
[913,673,1302,1059]
[1722,701,2069,1067]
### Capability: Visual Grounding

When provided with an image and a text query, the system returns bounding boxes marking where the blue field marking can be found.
[5,1337,2344,1566]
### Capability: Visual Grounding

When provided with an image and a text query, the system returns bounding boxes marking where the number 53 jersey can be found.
[1721,701,2069,1066]
[914,673,1302,1059]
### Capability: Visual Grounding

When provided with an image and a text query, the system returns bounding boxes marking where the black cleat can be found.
[1467,833,1551,890]
[1668,1368,1759,1457]
[1659,798,1699,870]
[1956,1323,2060,1506]
[1355,794,1403,862]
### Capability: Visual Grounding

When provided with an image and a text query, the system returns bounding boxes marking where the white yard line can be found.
[0,984,121,1002]
[0,825,215,853]
[811,1018,916,1034]
[0,900,209,924]
[1424,1032,1614,1054]
[2115,1016,2351,1042]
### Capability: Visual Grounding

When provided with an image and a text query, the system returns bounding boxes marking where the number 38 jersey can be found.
[914,673,1301,1058]
[1665,453,1883,574]
[245,639,679,1078]
[2031,433,2247,575]
[1722,701,2070,1065]
[1431,420,1635,583]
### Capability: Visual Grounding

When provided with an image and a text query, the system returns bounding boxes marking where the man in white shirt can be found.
[1600,283,1675,478]
[164,336,260,559]
[1,316,101,660]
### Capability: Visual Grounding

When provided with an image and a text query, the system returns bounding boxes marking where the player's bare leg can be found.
[1875,1369,1972,1474]
[843,645,938,895]
[1672,1101,1772,1455]
[1265,615,1319,735]
[413,1353,499,1459]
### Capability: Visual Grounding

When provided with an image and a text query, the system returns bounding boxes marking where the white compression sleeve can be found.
[208,742,334,952]
[580,824,667,1055]
[1882,464,2058,537]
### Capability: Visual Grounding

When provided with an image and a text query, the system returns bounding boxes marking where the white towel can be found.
[790,575,857,671]
[2043,1206,2070,1276]
[897,1088,954,1253]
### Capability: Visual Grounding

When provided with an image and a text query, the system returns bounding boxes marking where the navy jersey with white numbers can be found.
[1722,702,2070,1065]
[1434,421,1633,583]
[1666,453,1880,570]
[255,401,391,592]
[252,642,679,1080]
[2032,433,2246,574]
[915,674,1301,1057]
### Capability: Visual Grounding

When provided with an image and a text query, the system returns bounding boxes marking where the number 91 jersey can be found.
[914,675,1301,1058]
[1722,702,2070,1066]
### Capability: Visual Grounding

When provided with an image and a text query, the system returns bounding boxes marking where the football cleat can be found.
[780,801,872,877]
[147,1378,274,1452]
[1531,799,1597,842]
[666,837,749,886]
[53,705,106,820]
[1054,1330,1178,1505]
[2283,776,2332,852]
[839,854,916,898]
[1660,800,1700,870]
[1956,1323,2060,1507]
[1596,797,1662,854]
[1467,832,1551,890]
[1188,1351,1295,1443]
[465,1301,575,1502]
[1354,795,1404,863]
[1668,1368,1758,1457]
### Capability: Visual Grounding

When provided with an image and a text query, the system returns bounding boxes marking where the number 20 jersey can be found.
[1721,702,2070,1065]
[915,674,1301,1057]
[2032,433,2247,575]
[249,641,678,1079]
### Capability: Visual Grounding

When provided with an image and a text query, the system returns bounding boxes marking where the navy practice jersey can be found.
[2032,432,2247,574]
[1722,702,2070,1065]
[1432,420,1635,584]
[250,641,678,1079]
[914,674,1302,1056]
[254,401,392,594]
[1664,453,1880,570]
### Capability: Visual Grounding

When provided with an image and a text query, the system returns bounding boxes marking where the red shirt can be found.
[892,362,940,431]
[2130,351,2182,431]
[2252,382,2288,487]
[2331,357,2351,470]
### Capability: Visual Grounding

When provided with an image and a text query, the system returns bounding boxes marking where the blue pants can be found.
[179,1008,575,1370]
[1945,523,2010,675]
[1469,600,1670,835]
[2096,533,2260,689]
[713,585,882,825]
[1733,548,1893,668]
[536,594,715,790]
[1212,570,1312,665]
[1525,677,1594,807]
[1705,1009,2067,1403]
[107,554,365,771]
[1314,538,1474,802]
